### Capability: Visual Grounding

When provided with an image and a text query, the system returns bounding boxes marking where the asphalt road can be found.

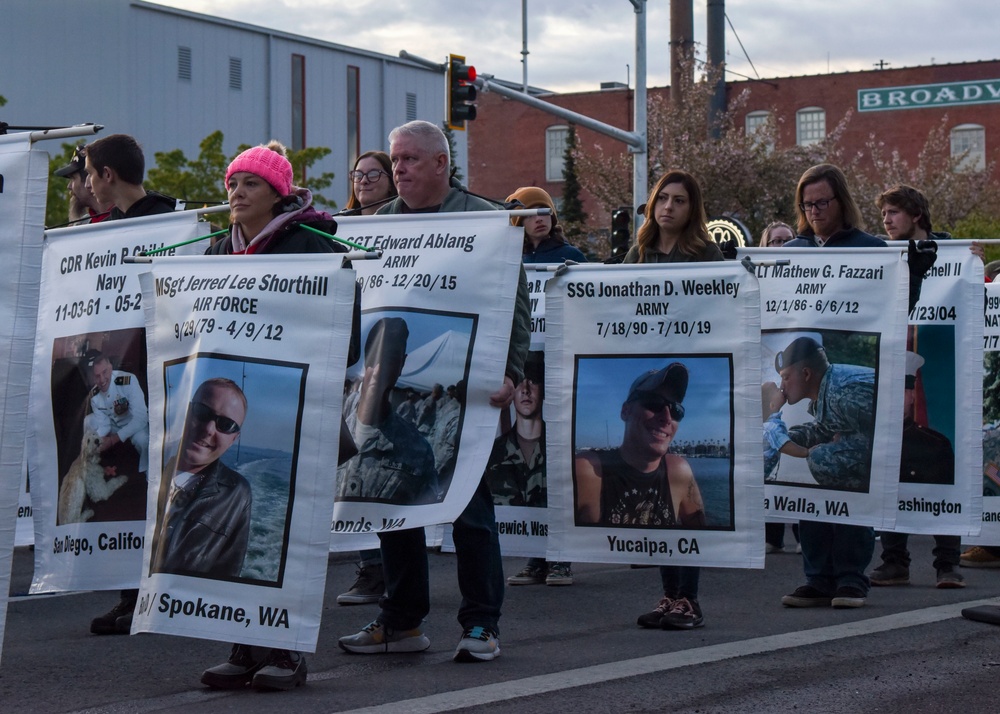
[3,536,1000,713]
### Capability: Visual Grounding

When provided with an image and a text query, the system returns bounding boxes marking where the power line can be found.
[724,12,759,80]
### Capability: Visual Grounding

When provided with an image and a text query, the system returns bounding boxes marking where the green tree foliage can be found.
[44,142,79,228]
[560,124,587,238]
[985,352,1000,424]
[146,130,229,206]
[0,94,7,106]
[442,123,463,183]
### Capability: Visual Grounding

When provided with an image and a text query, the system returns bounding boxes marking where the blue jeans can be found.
[798,520,875,595]
[377,474,504,634]
[877,531,960,571]
[659,566,700,600]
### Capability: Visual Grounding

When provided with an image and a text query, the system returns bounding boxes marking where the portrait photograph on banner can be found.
[150,353,307,587]
[29,211,204,594]
[337,307,475,506]
[134,254,355,650]
[761,328,879,494]
[544,261,763,569]
[742,246,909,530]
[50,328,149,526]
[970,281,1000,543]
[572,354,734,531]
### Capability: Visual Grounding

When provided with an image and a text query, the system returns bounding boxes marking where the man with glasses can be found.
[779,164,883,611]
[151,378,251,579]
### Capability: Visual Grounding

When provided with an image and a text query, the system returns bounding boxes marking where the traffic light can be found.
[447,54,477,131]
[610,206,632,259]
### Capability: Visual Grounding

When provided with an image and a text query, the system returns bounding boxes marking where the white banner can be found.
[328,212,522,544]
[488,265,553,557]
[133,255,355,651]
[966,280,1000,544]
[741,247,909,529]
[15,460,32,547]
[892,245,983,535]
[0,133,49,660]
[546,262,764,568]
[28,212,203,593]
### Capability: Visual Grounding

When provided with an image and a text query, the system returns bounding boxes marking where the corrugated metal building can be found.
[1,0,458,207]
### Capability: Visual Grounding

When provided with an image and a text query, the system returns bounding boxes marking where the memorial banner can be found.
[28,212,202,593]
[965,280,1000,544]
[328,212,522,546]
[891,244,983,535]
[133,254,355,651]
[0,133,49,658]
[741,247,909,529]
[546,262,764,568]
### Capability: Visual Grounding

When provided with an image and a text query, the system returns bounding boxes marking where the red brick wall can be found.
[469,60,1000,232]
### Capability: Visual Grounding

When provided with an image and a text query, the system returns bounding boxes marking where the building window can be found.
[177,46,191,81]
[291,54,306,151]
[228,57,242,90]
[545,125,569,183]
[405,93,417,122]
[347,66,360,171]
[951,124,986,171]
[796,107,826,146]
[745,110,773,152]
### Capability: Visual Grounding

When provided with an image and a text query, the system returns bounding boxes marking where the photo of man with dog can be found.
[51,330,150,526]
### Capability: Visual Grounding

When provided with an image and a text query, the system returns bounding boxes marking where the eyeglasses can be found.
[799,197,836,213]
[349,169,388,183]
[188,401,241,434]
[634,394,685,421]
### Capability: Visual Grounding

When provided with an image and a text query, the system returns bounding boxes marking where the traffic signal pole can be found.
[475,0,648,227]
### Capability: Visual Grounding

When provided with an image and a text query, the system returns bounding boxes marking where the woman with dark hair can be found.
[624,169,723,264]
[344,150,396,215]
[201,141,355,691]
[625,169,723,632]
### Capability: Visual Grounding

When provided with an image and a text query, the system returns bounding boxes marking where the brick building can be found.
[468,59,1000,232]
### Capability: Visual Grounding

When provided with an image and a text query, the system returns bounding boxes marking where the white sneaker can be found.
[453,626,500,662]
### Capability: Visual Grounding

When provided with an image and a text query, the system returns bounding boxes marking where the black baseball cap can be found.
[54,145,87,179]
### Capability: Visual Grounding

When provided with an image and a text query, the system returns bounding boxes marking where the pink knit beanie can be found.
[225,145,293,196]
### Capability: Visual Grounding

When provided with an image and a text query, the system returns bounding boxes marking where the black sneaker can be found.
[201,644,264,689]
[831,586,866,608]
[870,562,910,586]
[661,597,704,629]
[781,585,832,608]
[90,596,136,635]
[636,596,674,628]
[251,649,307,691]
[337,564,385,605]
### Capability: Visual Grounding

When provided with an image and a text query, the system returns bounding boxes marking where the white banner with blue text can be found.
[963,280,1000,544]
[28,211,203,594]
[327,212,522,548]
[740,247,909,529]
[545,262,764,568]
[133,254,355,651]
[890,244,983,535]
[0,133,49,660]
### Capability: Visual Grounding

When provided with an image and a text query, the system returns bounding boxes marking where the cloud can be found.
[154,0,1000,92]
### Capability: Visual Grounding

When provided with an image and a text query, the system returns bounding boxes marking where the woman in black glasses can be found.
[344,151,396,215]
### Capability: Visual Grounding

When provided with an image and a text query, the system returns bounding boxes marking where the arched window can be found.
[951,124,986,171]
[796,107,826,146]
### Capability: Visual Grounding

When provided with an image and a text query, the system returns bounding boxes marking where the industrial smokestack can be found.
[670,0,694,105]
[707,0,726,136]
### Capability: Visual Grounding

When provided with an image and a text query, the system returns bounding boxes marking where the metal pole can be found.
[632,0,648,227]
[28,124,103,143]
[522,0,529,92]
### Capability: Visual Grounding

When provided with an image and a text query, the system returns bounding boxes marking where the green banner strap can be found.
[300,224,370,251]
[142,229,228,255]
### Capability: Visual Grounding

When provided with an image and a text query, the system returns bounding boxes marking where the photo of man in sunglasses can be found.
[574,362,706,529]
[151,377,251,579]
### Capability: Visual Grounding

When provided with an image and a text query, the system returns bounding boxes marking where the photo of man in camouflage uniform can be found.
[337,317,440,505]
[775,336,876,492]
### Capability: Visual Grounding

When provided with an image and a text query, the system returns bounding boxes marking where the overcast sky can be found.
[155,0,998,93]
